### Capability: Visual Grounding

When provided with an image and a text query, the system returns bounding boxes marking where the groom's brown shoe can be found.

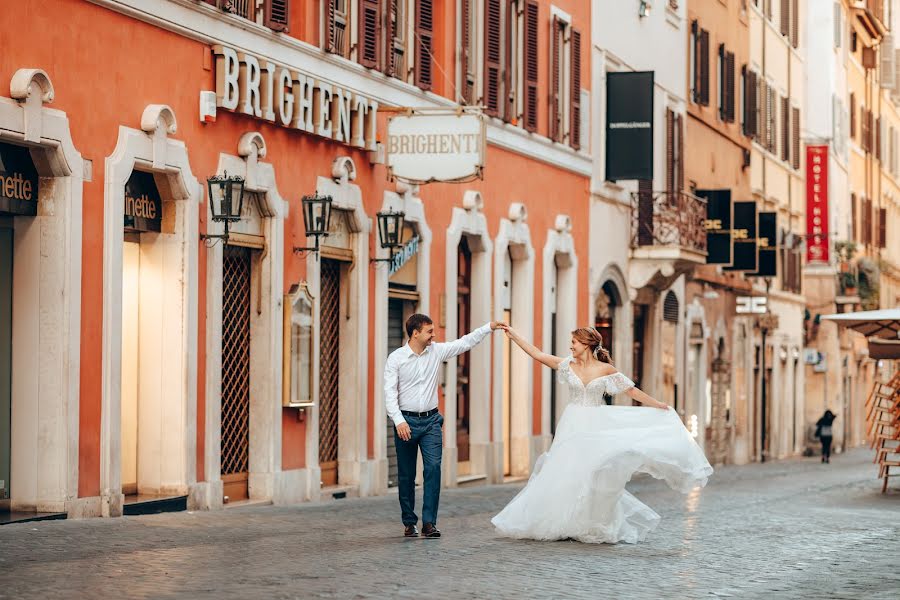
[422,523,441,538]
[404,524,419,537]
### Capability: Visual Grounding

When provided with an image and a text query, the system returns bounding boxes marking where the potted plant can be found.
[840,271,858,296]
[835,240,857,273]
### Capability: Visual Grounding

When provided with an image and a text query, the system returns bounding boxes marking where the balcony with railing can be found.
[852,0,888,38]
[628,190,708,290]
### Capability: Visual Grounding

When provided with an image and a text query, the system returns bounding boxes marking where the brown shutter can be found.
[851,193,857,242]
[699,29,710,106]
[791,0,799,48]
[781,95,790,162]
[792,106,800,169]
[749,70,758,138]
[503,0,514,122]
[726,51,736,122]
[868,110,874,152]
[570,27,582,149]
[718,44,725,120]
[876,117,882,161]
[384,0,396,77]
[550,16,562,142]
[850,93,856,138]
[691,20,700,102]
[264,0,290,32]
[359,0,381,68]
[415,0,434,90]
[864,198,872,245]
[325,0,337,53]
[666,109,675,197]
[780,0,790,36]
[676,113,684,193]
[203,0,217,5]
[878,207,887,248]
[523,0,539,132]
[484,0,502,116]
[461,0,473,103]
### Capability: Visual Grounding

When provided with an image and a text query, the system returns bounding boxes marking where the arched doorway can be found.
[595,281,622,405]
[660,291,679,412]
[456,236,473,472]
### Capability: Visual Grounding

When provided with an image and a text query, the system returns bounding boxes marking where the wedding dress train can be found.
[491,357,713,544]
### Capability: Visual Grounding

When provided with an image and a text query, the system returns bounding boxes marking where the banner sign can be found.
[748,211,777,277]
[806,145,829,263]
[386,111,485,184]
[697,189,733,265]
[0,142,39,217]
[388,236,420,276]
[724,201,758,272]
[606,72,654,181]
[124,170,162,233]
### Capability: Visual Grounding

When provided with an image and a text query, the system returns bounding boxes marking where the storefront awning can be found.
[821,308,900,339]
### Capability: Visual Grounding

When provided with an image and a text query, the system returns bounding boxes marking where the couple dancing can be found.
[383,314,712,544]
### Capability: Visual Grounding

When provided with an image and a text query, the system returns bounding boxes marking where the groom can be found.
[384,314,504,538]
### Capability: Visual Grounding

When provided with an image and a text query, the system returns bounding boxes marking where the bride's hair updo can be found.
[571,327,613,364]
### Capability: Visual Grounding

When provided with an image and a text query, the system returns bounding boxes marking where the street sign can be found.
[736,295,767,314]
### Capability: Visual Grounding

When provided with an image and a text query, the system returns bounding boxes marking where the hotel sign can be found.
[386,112,485,184]
[213,45,379,151]
[0,142,39,217]
[806,145,829,263]
[748,211,777,278]
[124,170,162,233]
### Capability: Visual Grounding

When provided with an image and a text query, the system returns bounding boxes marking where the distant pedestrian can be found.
[816,410,836,463]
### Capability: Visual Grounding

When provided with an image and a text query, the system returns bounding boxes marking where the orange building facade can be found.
[0,0,591,518]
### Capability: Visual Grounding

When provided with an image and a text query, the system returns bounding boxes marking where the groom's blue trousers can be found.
[395,411,443,526]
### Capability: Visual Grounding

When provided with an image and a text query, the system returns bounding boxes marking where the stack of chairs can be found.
[866,372,900,493]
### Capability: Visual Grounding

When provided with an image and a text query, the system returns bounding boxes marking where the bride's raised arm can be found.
[501,326,564,370]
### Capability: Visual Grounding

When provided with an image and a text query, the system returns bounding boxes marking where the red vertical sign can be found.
[806,145,829,263]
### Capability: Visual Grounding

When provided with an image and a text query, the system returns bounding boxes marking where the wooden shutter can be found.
[550,16,562,142]
[864,198,872,244]
[780,0,789,36]
[725,51,736,122]
[878,207,887,248]
[699,29,710,106]
[415,0,434,90]
[676,113,684,193]
[748,69,758,138]
[666,109,675,196]
[384,0,397,77]
[868,110,874,152]
[461,0,474,103]
[359,0,381,69]
[570,27,582,149]
[523,0,539,132]
[850,93,856,138]
[791,0,799,48]
[691,20,700,102]
[718,44,726,120]
[876,117,882,161]
[781,96,790,162]
[851,193,857,241]
[484,0,502,116]
[792,106,800,169]
[503,0,515,122]
[264,0,289,32]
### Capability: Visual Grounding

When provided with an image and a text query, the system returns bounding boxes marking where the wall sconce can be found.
[371,210,406,265]
[202,171,245,245]
[639,0,652,18]
[293,193,333,257]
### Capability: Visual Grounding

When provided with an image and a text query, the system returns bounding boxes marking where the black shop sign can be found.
[748,211,777,278]
[606,71,654,181]
[724,201,758,272]
[696,189,732,265]
[124,170,162,232]
[0,142,39,217]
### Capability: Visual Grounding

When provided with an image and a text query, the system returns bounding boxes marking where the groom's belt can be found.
[401,408,439,418]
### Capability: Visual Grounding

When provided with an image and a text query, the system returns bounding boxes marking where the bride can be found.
[491,326,713,544]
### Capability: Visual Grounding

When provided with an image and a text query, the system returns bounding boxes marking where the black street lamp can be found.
[371,210,406,265]
[203,172,245,244]
[293,193,333,257]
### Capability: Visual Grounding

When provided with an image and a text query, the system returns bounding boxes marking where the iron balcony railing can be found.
[630,189,708,254]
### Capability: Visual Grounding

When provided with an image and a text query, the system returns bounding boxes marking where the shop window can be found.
[283,283,314,407]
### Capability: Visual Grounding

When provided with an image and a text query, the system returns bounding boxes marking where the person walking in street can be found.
[816,410,836,463]
[384,314,505,539]
[490,326,713,544]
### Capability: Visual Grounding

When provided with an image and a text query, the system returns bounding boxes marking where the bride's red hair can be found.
[571,328,613,364]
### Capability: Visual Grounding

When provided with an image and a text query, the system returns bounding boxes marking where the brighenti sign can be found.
[213,45,379,150]
[386,109,485,184]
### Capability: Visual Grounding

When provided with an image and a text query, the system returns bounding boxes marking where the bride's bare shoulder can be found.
[599,363,618,376]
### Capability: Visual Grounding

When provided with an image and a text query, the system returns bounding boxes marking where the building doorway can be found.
[319,257,342,487]
[221,244,252,501]
[660,292,679,413]
[456,236,473,474]
[0,221,11,508]
[385,295,416,487]
[501,249,513,476]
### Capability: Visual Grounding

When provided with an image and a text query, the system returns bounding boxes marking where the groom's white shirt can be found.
[384,323,493,427]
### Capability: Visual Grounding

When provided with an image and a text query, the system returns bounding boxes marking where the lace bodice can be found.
[557,357,636,406]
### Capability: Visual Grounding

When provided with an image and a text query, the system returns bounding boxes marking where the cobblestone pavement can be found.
[1,448,899,600]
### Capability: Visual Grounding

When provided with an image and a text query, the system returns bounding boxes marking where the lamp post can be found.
[293,193,333,257]
[371,210,406,265]
[203,172,245,244]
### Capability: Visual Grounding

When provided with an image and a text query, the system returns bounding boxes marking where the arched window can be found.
[663,291,680,323]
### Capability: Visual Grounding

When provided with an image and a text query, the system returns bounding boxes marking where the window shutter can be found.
[780,0,789,36]
[550,16,562,142]
[879,207,887,248]
[264,0,290,32]
[359,0,381,69]
[876,116,882,161]
[699,29,710,106]
[792,106,800,169]
[484,0,502,116]
[851,193,857,241]
[461,0,474,103]
[718,44,726,120]
[666,108,675,196]
[864,198,872,245]
[850,93,856,138]
[384,0,397,77]
[781,95,790,162]
[523,0,539,132]
[676,113,684,193]
[868,110,874,152]
[415,0,434,90]
[748,69,758,138]
[725,51,736,122]
[791,0,799,48]
[570,28,582,150]
[503,1,515,122]
[691,20,700,102]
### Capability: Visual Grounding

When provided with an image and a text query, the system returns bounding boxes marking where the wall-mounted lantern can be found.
[371,210,406,265]
[203,172,245,244]
[293,193,333,257]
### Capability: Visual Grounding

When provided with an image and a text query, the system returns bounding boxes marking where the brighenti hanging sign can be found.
[212,45,378,150]
[385,108,486,184]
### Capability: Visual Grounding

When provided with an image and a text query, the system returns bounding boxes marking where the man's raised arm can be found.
[436,322,501,361]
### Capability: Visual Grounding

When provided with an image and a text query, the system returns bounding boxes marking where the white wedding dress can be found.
[491,357,713,544]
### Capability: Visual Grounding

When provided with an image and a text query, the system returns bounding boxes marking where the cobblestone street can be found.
[1,448,898,599]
